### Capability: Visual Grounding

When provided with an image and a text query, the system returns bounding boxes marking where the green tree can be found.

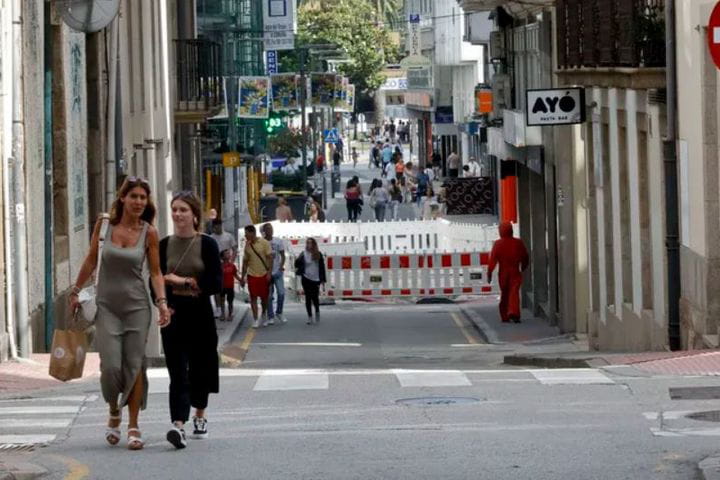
[298,0,399,94]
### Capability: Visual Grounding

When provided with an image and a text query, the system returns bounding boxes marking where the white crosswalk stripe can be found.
[0,394,96,447]
[145,367,618,392]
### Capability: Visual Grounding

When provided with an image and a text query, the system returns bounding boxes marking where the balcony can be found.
[556,0,666,88]
[174,39,223,124]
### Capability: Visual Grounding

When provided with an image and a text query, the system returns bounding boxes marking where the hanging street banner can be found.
[266,50,278,74]
[262,0,296,50]
[238,76,270,118]
[334,76,348,110]
[310,73,337,108]
[270,74,300,111]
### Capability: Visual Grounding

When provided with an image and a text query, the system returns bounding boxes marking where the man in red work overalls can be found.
[487,222,529,323]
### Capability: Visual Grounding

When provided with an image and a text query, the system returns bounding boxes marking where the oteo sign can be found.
[526,88,586,126]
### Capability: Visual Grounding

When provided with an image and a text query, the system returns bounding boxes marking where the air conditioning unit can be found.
[491,74,511,116]
[489,31,506,61]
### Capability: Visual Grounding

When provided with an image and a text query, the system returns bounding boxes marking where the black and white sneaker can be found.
[192,416,208,439]
[166,425,187,449]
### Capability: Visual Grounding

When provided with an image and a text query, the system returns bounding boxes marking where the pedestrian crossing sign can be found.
[324,128,340,144]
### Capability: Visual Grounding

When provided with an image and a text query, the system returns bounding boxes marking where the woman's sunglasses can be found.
[126,176,150,186]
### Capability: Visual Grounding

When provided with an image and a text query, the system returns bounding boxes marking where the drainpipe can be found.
[663,0,680,351]
[43,1,54,350]
[1,1,17,359]
[106,19,119,208]
[11,0,30,357]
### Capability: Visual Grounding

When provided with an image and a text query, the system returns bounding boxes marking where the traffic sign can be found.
[709,2,720,69]
[324,128,340,144]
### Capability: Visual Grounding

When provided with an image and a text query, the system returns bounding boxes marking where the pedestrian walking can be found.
[262,223,287,325]
[307,200,326,222]
[369,178,390,221]
[351,146,359,168]
[204,208,217,235]
[447,151,461,178]
[159,191,222,449]
[294,238,327,325]
[487,222,529,324]
[239,225,273,329]
[210,219,237,318]
[345,178,362,222]
[464,156,482,177]
[70,177,170,451]
[389,178,403,220]
[220,250,241,322]
[275,197,294,222]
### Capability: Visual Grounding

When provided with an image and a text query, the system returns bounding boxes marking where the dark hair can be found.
[171,190,202,230]
[306,237,321,261]
[463,165,470,171]
[212,218,223,226]
[244,225,257,234]
[110,176,156,225]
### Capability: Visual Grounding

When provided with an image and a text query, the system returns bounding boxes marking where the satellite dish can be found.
[58,0,120,33]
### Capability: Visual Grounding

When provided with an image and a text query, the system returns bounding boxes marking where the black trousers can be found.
[302,277,321,317]
[161,296,219,423]
[346,199,360,222]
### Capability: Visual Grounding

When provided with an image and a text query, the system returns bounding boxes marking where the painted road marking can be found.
[254,342,362,347]
[52,454,90,480]
[254,371,329,391]
[0,406,81,415]
[0,395,97,403]
[0,434,56,445]
[2,418,73,428]
[393,369,472,388]
[530,369,615,385]
[451,312,480,345]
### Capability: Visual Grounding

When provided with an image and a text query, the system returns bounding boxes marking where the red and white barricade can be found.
[293,251,498,298]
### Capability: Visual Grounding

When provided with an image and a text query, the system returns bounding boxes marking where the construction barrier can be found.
[239,218,507,299]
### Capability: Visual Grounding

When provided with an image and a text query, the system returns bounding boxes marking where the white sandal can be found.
[105,414,121,446]
[127,428,144,451]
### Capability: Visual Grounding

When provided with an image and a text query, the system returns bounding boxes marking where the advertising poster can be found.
[270,74,300,111]
[334,76,347,109]
[238,76,270,118]
[310,73,337,108]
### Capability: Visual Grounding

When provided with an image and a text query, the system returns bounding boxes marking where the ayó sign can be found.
[526,88,586,126]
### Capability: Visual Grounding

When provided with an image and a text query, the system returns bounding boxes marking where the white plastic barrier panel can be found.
[291,251,499,298]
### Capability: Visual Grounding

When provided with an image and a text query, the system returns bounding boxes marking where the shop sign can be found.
[526,88,586,126]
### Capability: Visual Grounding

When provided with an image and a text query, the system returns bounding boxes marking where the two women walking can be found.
[72,183,220,451]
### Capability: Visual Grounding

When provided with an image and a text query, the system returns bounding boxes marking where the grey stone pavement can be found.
[5,300,720,479]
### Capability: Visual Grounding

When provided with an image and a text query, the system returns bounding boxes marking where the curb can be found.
[502,354,594,369]
[459,306,499,344]
[700,455,720,480]
[219,308,252,368]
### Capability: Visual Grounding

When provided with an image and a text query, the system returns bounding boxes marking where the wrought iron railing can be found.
[557,0,665,69]
[174,39,222,113]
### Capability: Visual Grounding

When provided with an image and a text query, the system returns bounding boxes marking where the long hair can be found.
[306,237,321,262]
[171,191,203,230]
[109,176,156,225]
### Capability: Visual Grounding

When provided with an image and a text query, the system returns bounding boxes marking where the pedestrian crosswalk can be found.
[0,394,95,448]
[145,367,617,393]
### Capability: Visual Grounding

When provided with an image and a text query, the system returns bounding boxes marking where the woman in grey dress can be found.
[69,177,170,450]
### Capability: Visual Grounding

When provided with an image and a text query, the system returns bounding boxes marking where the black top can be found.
[294,252,327,284]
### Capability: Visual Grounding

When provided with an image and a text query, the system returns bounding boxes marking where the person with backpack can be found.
[239,225,273,329]
[416,169,430,206]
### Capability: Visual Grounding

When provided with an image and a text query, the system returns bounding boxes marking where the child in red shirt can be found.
[221,250,242,321]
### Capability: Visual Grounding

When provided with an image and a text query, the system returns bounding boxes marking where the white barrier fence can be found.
[250,218,504,254]
[295,251,498,298]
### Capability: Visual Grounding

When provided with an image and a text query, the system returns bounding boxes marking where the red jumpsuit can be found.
[487,222,529,323]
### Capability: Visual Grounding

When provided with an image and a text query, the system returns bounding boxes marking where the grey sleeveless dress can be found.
[95,223,151,409]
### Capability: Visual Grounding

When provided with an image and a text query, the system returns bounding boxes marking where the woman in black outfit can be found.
[159,191,222,449]
[294,237,326,325]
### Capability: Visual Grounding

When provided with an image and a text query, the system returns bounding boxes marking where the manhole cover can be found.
[396,396,480,407]
[686,410,720,423]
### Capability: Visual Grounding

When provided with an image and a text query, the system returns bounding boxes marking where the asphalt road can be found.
[5,303,720,479]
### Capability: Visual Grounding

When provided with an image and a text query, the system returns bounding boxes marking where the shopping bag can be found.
[48,327,88,382]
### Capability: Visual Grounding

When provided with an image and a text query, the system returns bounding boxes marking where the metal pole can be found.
[12,0,29,357]
[43,0,54,350]
[300,48,308,192]
[664,0,680,351]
